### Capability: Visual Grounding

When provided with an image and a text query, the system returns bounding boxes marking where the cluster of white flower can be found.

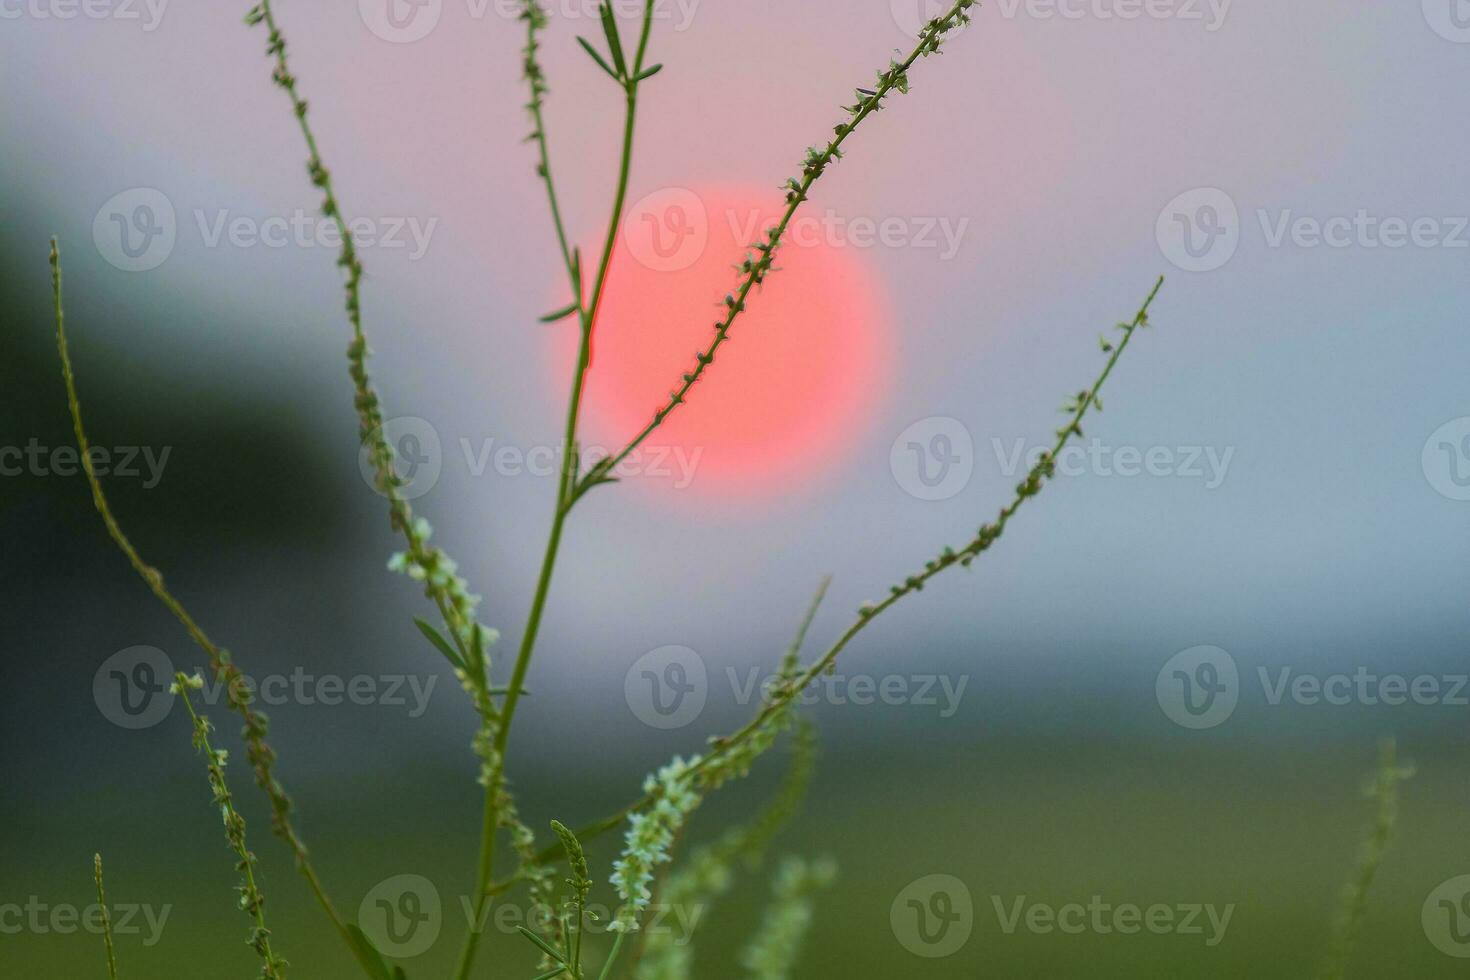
[609,756,704,932]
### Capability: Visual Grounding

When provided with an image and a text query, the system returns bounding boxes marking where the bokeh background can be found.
[4,1,1469,976]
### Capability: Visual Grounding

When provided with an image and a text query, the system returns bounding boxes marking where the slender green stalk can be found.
[92,854,119,980]
[455,6,656,978]
[520,2,577,283]
[597,933,627,980]
[573,0,980,499]
[485,0,981,907]
[49,239,358,967]
[1317,738,1414,980]
[242,1,494,680]
[682,279,1165,788]
[173,672,287,979]
[496,278,1165,876]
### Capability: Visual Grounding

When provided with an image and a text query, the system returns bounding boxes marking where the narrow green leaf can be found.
[532,969,567,980]
[576,36,619,80]
[516,926,568,965]
[598,4,627,78]
[413,618,464,671]
[540,301,581,323]
[346,925,395,980]
[634,63,663,82]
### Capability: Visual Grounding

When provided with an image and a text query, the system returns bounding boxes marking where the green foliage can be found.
[52,3,1406,980]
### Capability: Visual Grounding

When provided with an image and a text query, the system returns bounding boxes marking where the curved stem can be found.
[50,237,368,975]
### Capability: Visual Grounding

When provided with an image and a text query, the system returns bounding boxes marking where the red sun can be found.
[551,185,889,498]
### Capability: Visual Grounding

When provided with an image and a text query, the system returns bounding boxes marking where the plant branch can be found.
[571,0,980,501]
[175,673,287,980]
[92,855,120,980]
[454,6,658,977]
[1317,738,1414,980]
[49,238,362,972]
[496,277,1164,877]
[244,1,494,684]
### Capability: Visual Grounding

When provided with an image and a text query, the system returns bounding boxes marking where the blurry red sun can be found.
[551,185,888,497]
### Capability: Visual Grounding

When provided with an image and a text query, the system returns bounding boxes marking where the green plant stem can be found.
[246,0,487,683]
[454,10,656,979]
[491,278,1164,882]
[572,0,978,499]
[476,3,979,916]
[93,854,119,980]
[176,675,286,979]
[1317,738,1413,980]
[597,933,626,980]
[49,238,360,971]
